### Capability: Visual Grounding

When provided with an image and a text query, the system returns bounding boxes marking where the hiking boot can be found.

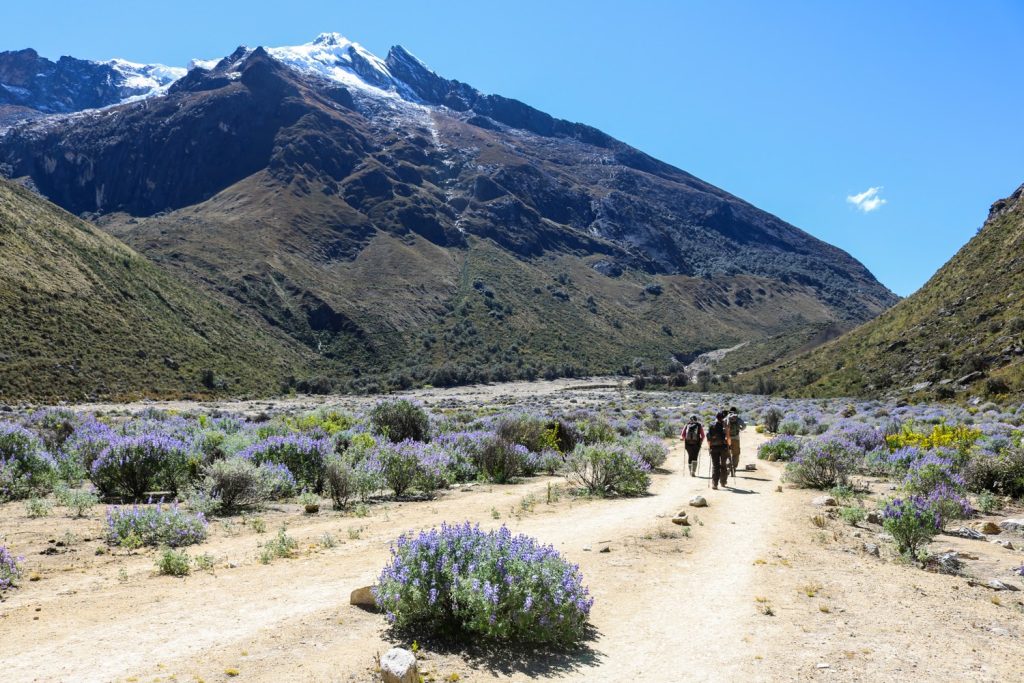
[711,485,718,490]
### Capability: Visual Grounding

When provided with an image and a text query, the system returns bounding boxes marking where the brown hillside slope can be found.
[0,180,315,401]
[740,183,1024,399]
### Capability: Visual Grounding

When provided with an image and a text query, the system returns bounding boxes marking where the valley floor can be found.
[2,421,1023,682]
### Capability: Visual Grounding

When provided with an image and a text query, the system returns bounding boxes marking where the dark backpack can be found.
[708,421,727,447]
[684,422,701,443]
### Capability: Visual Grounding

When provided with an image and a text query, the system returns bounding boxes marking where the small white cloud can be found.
[847,186,887,213]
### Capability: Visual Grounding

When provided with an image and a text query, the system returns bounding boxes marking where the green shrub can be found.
[258,527,298,563]
[89,434,189,499]
[56,487,99,517]
[882,497,938,556]
[474,436,529,484]
[779,420,802,436]
[628,436,669,469]
[565,444,651,497]
[239,435,329,493]
[201,457,276,513]
[757,436,800,462]
[24,497,53,518]
[105,502,208,548]
[325,455,356,508]
[839,506,866,526]
[375,523,593,645]
[370,399,430,443]
[156,548,191,576]
[783,437,859,489]
[0,423,56,501]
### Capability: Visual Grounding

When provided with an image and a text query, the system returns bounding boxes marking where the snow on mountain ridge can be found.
[265,32,404,99]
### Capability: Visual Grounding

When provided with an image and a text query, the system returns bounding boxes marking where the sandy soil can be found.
[2,427,1024,682]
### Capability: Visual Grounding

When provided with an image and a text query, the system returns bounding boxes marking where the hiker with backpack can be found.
[725,406,747,475]
[680,415,705,476]
[706,410,731,489]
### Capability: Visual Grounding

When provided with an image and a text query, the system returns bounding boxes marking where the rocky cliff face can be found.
[0,48,182,126]
[0,34,899,393]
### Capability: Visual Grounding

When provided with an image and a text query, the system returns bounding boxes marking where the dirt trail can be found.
[0,431,786,682]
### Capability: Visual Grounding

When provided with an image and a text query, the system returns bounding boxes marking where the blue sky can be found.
[3,0,1022,296]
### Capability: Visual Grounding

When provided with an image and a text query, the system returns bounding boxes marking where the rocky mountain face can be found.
[0,178,315,401]
[0,48,182,128]
[0,34,899,395]
[742,184,1024,399]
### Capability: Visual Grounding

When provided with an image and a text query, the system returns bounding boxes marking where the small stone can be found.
[582,545,592,551]
[599,546,611,553]
[862,542,880,557]
[986,579,1020,592]
[992,539,1015,550]
[816,663,831,669]
[350,585,376,607]
[998,519,1024,532]
[976,521,1002,535]
[689,495,708,508]
[876,533,894,542]
[744,463,756,471]
[865,511,883,525]
[851,531,862,538]
[812,495,838,507]
[671,516,690,526]
[380,648,418,683]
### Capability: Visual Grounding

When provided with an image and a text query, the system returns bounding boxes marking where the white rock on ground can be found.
[689,496,708,508]
[380,648,418,683]
[812,495,838,507]
[998,519,1024,532]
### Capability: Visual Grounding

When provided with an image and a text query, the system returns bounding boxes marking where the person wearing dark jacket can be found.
[680,415,705,476]
[706,411,732,489]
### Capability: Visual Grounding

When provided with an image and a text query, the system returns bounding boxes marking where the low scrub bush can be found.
[56,487,99,517]
[325,455,357,509]
[964,445,1024,498]
[0,423,56,501]
[882,496,938,555]
[240,434,330,493]
[784,437,859,489]
[258,526,298,563]
[757,435,800,462]
[199,457,287,513]
[762,407,783,434]
[629,436,669,469]
[62,421,116,478]
[902,452,965,495]
[105,501,208,548]
[90,434,188,499]
[375,523,593,645]
[370,399,430,443]
[156,548,191,576]
[474,436,530,484]
[565,444,650,497]
[778,420,802,436]
[24,497,53,518]
[0,545,22,591]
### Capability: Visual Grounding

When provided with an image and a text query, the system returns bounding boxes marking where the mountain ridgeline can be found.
[740,184,1024,399]
[0,34,898,399]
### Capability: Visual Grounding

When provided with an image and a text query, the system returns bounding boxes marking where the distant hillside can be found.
[0,179,314,401]
[740,184,1024,400]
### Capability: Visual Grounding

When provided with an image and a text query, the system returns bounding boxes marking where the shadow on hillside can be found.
[388,624,604,676]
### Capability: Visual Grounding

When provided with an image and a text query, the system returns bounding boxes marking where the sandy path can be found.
[0,430,786,682]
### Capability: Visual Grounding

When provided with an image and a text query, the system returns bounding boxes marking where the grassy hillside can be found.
[738,184,1024,400]
[0,180,315,401]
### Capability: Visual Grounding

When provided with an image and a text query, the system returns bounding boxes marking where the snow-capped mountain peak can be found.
[265,34,400,96]
[102,58,186,102]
